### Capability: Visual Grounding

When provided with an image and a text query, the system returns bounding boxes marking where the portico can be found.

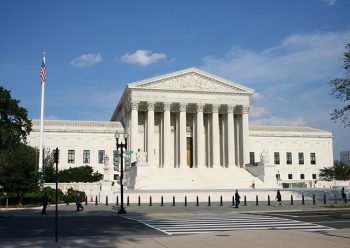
[111,68,254,170]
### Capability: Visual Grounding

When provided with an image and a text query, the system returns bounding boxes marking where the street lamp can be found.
[115,131,128,214]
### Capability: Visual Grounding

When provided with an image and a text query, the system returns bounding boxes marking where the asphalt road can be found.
[0,215,164,239]
[0,208,349,240]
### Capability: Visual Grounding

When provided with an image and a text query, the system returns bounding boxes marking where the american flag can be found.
[40,59,46,84]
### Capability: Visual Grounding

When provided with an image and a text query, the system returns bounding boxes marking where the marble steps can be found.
[133,167,268,190]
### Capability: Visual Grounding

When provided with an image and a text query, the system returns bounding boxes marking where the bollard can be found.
[196,196,199,206]
[232,195,235,206]
[127,196,130,206]
[95,196,98,205]
[302,193,305,205]
[161,196,164,206]
[138,196,141,206]
[149,196,152,206]
[291,195,294,205]
[313,194,316,205]
[220,196,223,206]
[334,194,337,204]
[184,196,187,206]
[116,196,119,206]
[173,196,176,206]
[106,196,108,206]
[85,196,88,205]
[323,193,326,204]
[268,195,270,206]
[256,195,259,206]
[208,196,211,206]
[244,196,247,206]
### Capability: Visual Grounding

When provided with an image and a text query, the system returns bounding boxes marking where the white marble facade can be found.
[28,68,333,190]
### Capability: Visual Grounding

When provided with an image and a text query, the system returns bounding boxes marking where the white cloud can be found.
[250,106,306,126]
[201,29,350,126]
[120,50,167,66]
[70,53,102,67]
[323,0,336,6]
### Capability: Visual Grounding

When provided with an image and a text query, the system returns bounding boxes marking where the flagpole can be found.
[38,49,46,175]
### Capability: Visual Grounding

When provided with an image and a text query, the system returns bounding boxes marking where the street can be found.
[1,204,349,240]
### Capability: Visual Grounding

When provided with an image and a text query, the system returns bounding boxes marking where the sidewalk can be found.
[1,203,349,248]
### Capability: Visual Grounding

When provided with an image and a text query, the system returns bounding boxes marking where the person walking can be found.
[41,192,48,215]
[275,189,282,206]
[235,190,241,208]
[76,192,84,211]
[341,187,346,202]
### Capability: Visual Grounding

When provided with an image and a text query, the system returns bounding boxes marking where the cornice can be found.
[249,125,333,138]
[131,87,252,96]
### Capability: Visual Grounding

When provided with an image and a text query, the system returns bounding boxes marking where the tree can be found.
[318,161,350,181]
[0,87,32,150]
[43,151,55,183]
[58,166,103,183]
[0,143,39,203]
[329,43,350,127]
[334,160,350,180]
[318,167,335,181]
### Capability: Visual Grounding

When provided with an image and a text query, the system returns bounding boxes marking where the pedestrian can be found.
[341,187,346,202]
[235,190,241,208]
[76,192,84,211]
[275,189,282,206]
[41,192,48,215]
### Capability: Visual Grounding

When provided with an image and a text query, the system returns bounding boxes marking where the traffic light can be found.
[53,149,59,163]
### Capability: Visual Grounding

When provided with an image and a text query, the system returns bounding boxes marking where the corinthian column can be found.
[163,102,171,167]
[179,103,187,168]
[227,105,236,167]
[196,104,205,168]
[241,105,250,167]
[211,104,220,167]
[147,102,155,166]
[130,101,139,161]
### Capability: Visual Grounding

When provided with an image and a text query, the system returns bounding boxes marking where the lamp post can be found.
[115,131,128,214]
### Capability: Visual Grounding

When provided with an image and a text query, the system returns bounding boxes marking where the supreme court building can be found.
[28,68,333,190]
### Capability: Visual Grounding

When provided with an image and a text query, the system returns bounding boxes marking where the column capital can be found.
[163,102,171,111]
[147,102,156,111]
[130,101,140,110]
[179,102,187,112]
[211,104,219,113]
[241,105,250,114]
[196,103,204,112]
[227,105,236,113]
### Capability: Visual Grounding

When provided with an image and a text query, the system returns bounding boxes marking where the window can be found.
[98,150,105,164]
[83,150,90,164]
[300,174,305,179]
[250,152,255,164]
[310,153,316,165]
[274,152,280,165]
[298,153,304,165]
[312,174,317,179]
[286,152,292,165]
[68,150,75,163]
[288,174,293,179]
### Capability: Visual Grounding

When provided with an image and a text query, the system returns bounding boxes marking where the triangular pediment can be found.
[128,68,254,94]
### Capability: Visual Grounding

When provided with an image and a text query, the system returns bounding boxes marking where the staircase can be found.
[127,166,273,190]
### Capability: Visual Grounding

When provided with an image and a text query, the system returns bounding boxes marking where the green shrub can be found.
[61,187,86,203]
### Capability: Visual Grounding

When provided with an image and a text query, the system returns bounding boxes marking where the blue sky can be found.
[0,0,349,159]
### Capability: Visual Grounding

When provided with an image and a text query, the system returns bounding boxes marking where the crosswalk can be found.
[126,214,335,235]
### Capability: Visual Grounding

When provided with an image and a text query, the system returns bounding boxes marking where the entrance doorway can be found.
[186,137,193,168]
